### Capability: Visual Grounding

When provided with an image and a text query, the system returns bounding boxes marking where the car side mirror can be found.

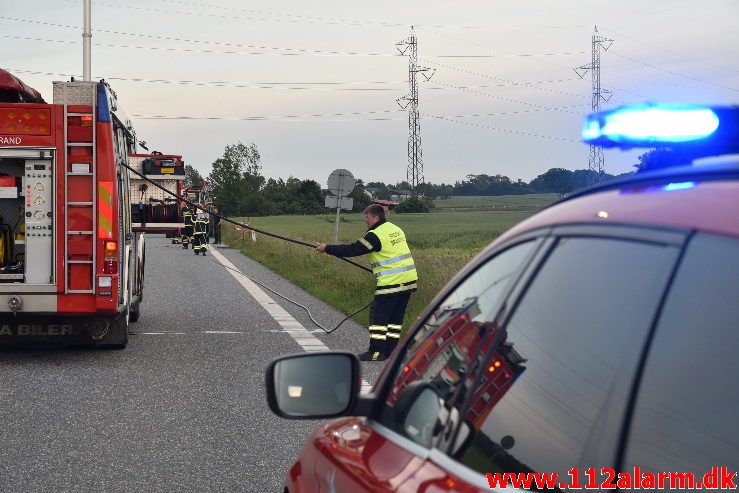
[265,352,360,419]
[395,382,445,447]
[396,383,477,453]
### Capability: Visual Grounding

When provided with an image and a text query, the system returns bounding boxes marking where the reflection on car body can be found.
[265,104,739,492]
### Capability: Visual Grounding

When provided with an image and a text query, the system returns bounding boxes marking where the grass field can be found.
[433,194,559,211]
[222,197,546,334]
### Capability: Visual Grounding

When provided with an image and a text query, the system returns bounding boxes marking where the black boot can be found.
[358,350,387,362]
[358,338,387,361]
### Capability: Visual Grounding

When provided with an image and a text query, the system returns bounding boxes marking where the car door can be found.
[392,226,686,491]
[310,238,542,493]
[620,232,739,491]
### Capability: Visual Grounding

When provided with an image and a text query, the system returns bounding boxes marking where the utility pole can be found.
[83,0,92,81]
[575,26,613,187]
[396,27,434,198]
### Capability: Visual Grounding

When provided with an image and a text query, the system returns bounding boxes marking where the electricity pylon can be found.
[396,26,434,197]
[575,26,614,187]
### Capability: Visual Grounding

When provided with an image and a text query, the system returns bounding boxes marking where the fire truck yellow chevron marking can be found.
[98,181,113,238]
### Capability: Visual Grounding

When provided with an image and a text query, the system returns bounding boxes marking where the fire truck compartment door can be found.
[25,158,54,284]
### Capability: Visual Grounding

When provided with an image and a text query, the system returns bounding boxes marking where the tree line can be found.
[188,141,637,217]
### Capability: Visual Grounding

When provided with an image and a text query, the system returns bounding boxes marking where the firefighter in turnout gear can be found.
[193,213,209,255]
[182,206,194,248]
[316,204,417,361]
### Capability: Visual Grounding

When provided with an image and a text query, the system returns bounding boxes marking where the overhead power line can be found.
[9,68,597,98]
[0,17,394,56]
[422,59,589,100]
[598,26,739,75]
[156,0,481,29]
[417,27,584,71]
[132,106,586,122]
[422,114,578,143]
[131,110,405,121]
[606,50,739,92]
[430,80,583,114]
[79,0,481,29]
[0,17,585,60]
[430,51,588,58]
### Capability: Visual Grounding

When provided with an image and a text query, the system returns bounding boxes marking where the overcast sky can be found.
[2,0,738,186]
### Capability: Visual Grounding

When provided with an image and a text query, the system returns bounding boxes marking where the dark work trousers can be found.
[213,221,221,244]
[193,232,207,254]
[182,224,194,248]
[367,291,412,356]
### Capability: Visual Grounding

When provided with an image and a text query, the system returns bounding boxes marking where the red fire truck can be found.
[387,298,526,428]
[128,151,186,241]
[0,69,144,348]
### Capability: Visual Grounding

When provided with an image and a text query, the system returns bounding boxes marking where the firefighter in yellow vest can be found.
[181,206,194,249]
[316,204,417,361]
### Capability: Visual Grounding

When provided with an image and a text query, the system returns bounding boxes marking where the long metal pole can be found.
[334,193,342,243]
[83,0,92,81]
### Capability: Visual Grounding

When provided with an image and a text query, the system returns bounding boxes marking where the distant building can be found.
[364,187,383,198]
[372,199,399,212]
[390,190,413,201]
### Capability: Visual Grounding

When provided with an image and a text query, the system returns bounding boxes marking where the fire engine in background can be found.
[183,182,211,210]
[0,69,144,348]
[128,151,186,242]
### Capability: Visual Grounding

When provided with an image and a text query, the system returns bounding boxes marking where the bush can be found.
[395,196,434,213]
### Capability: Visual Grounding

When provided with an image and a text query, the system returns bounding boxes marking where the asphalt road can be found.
[0,235,388,492]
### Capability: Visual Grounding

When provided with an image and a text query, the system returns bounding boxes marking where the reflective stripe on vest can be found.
[370,253,413,268]
[374,264,416,278]
[367,222,417,288]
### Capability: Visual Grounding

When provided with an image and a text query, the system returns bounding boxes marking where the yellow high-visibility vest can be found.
[368,222,417,295]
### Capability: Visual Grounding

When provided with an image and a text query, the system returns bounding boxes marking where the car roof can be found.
[494,160,739,247]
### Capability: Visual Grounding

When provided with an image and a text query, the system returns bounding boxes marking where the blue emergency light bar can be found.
[582,104,739,154]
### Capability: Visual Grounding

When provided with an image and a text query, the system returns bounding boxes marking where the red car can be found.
[266,105,739,492]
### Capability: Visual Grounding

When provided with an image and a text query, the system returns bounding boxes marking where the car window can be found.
[623,233,739,490]
[452,236,680,481]
[379,240,537,448]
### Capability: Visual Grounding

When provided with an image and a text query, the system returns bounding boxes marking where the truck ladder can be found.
[57,82,97,294]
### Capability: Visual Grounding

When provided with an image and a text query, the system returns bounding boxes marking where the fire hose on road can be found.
[121,161,374,334]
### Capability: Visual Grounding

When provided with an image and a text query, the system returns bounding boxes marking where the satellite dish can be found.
[327,169,355,197]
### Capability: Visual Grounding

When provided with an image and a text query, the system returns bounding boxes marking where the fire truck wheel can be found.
[104,314,129,349]
[130,302,141,323]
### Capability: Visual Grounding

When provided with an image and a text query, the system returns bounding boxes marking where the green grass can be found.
[433,194,559,211]
[222,205,539,332]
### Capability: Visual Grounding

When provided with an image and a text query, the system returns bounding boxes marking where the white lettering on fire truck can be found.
[0,324,73,336]
[0,136,22,145]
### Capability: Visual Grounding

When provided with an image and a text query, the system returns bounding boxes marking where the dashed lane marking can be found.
[209,248,373,393]
[140,332,186,335]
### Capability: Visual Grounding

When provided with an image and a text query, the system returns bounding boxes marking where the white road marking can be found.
[210,247,373,393]
[203,331,244,334]
[139,332,187,335]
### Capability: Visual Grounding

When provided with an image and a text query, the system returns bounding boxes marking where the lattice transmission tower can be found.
[396,26,434,197]
[575,26,614,187]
